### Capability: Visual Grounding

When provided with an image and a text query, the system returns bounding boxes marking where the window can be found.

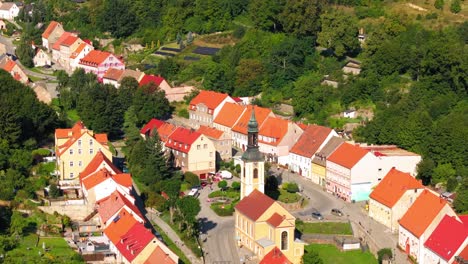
[209,162,213,167]
[89,139,93,146]
[78,161,82,167]
[70,173,74,178]
[197,145,201,150]
[89,149,94,154]
[69,149,73,155]
[281,231,288,250]
[182,153,186,158]
[253,168,258,179]
[69,161,74,167]
[78,149,82,154]
[243,167,246,178]
[204,144,207,149]
[78,140,81,146]
[209,152,213,157]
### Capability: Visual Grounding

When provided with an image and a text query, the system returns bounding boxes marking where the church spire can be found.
[242,105,264,161]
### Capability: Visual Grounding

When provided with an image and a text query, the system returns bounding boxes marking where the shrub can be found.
[210,203,234,216]
[286,182,299,193]
[425,13,438,19]
[218,180,228,190]
[377,248,393,264]
[178,108,189,118]
[49,184,60,198]
[233,26,246,39]
[450,0,461,13]
[446,177,458,192]
[184,171,200,188]
[231,181,240,190]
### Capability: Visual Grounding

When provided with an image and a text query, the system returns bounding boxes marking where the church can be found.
[234,108,304,264]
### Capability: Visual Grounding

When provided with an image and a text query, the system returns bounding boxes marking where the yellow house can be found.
[369,168,424,233]
[55,121,113,181]
[311,137,344,187]
[235,190,304,263]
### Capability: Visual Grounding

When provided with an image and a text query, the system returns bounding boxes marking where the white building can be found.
[0,2,19,20]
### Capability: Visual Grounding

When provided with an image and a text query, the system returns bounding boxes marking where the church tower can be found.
[240,106,265,200]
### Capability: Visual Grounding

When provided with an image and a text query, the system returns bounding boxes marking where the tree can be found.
[434,0,444,10]
[265,175,280,200]
[49,183,60,198]
[377,248,393,264]
[218,180,228,190]
[97,0,139,38]
[248,0,284,31]
[286,182,299,193]
[432,163,456,184]
[176,196,201,236]
[453,177,468,213]
[138,132,170,186]
[303,246,324,264]
[446,177,458,192]
[450,0,461,13]
[161,179,182,224]
[317,11,360,57]
[231,181,240,190]
[16,40,35,68]
[184,172,200,188]
[280,0,324,37]
[235,59,265,96]
[9,211,28,235]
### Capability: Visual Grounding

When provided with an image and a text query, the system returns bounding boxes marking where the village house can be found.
[41,21,65,51]
[51,32,72,62]
[232,105,274,151]
[0,19,6,30]
[235,190,305,264]
[69,42,94,72]
[165,127,216,177]
[0,55,28,84]
[213,102,247,139]
[326,143,380,202]
[197,125,232,160]
[58,34,83,68]
[96,190,144,228]
[398,190,458,263]
[131,234,178,264]
[139,74,194,102]
[78,50,125,81]
[189,90,235,128]
[81,168,132,204]
[423,215,468,264]
[342,60,361,75]
[0,2,19,20]
[139,119,177,152]
[33,48,51,67]
[103,68,144,88]
[310,136,344,188]
[289,125,337,182]
[55,121,113,182]
[368,168,424,233]
[258,117,304,165]
[79,151,122,183]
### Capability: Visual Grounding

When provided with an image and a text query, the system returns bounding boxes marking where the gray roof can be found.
[256,237,275,248]
[312,136,345,166]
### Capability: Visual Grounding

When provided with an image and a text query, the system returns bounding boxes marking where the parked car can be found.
[188,188,199,197]
[219,170,233,179]
[311,211,324,220]
[331,208,344,216]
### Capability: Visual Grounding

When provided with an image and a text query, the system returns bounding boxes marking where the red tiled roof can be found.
[55,129,72,139]
[259,117,288,146]
[327,142,369,169]
[455,245,468,264]
[165,127,201,154]
[52,32,71,50]
[104,209,138,244]
[369,168,424,208]
[70,43,87,59]
[260,247,292,264]
[140,118,165,135]
[82,168,132,190]
[232,105,272,134]
[213,102,246,128]
[235,189,275,221]
[266,213,285,228]
[103,68,124,81]
[116,222,154,263]
[144,244,177,264]
[399,190,448,238]
[61,35,79,47]
[42,21,60,38]
[79,151,121,181]
[189,90,230,111]
[290,125,332,158]
[97,190,143,224]
[79,50,112,66]
[459,215,468,228]
[157,123,177,143]
[139,74,164,87]
[424,215,468,261]
[3,59,16,72]
[95,133,108,144]
[197,125,223,139]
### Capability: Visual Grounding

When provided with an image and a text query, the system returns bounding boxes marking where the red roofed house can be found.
[55,121,113,182]
[79,151,121,182]
[165,127,216,176]
[368,168,424,233]
[81,168,132,204]
[33,49,51,67]
[289,125,337,182]
[51,32,72,62]
[232,105,275,151]
[326,142,380,202]
[103,68,144,88]
[41,21,65,51]
[77,50,125,81]
[189,90,235,128]
[258,117,304,165]
[69,42,94,72]
[398,189,458,262]
[96,190,144,228]
[213,102,247,138]
[235,190,304,264]
[0,56,28,84]
[259,247,292,264]
[139,74,194,102]
[136,237,179,264]
[423,215,468,264]
[197,125,231,160]
[58,35,84,70]
[310,136,345,188]
[139,118,165,139]
[103,208,139,251]
[113,222,154,263]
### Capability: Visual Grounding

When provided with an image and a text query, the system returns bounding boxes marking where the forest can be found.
[12,0,468,211]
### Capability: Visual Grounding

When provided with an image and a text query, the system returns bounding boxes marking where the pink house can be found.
[326,143,379,202]
[77,50,125,81]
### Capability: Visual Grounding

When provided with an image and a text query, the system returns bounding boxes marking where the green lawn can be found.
[305,244,377,264]
[28,75,44,82]
[278,189,301,203]
[297,221,353,235]
[66,109,80,122]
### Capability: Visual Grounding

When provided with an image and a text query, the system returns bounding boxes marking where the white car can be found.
[188,188,199,197]
[219,170,233,179]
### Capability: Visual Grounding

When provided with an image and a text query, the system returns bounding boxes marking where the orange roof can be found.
[157,123,177,143]
[95,133,108,144]
[327,142,369,169]
[80,50,113,66]
[266,213,285,227]
[82,168,132,190]
[97,190,143,224]
[52,32,71,50]
[197,125,223,139]
[232,105,272,134]
[3,59,16,72]
[189,90,230,111]
[260,247,292,264]
[61,35,79,47]
[259,117,288,146]
[144,244,177,264]
[80,151,121,181]
[70,43,87,59]
[213,102,246,128]
[290,125,333,158]
[103,68,124,81]
[235,189,275,221]
[399,189,448,237]
[55,128,72,138]
[369,168,424,208]
[103,208,138,244]
[42,21,60,38]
